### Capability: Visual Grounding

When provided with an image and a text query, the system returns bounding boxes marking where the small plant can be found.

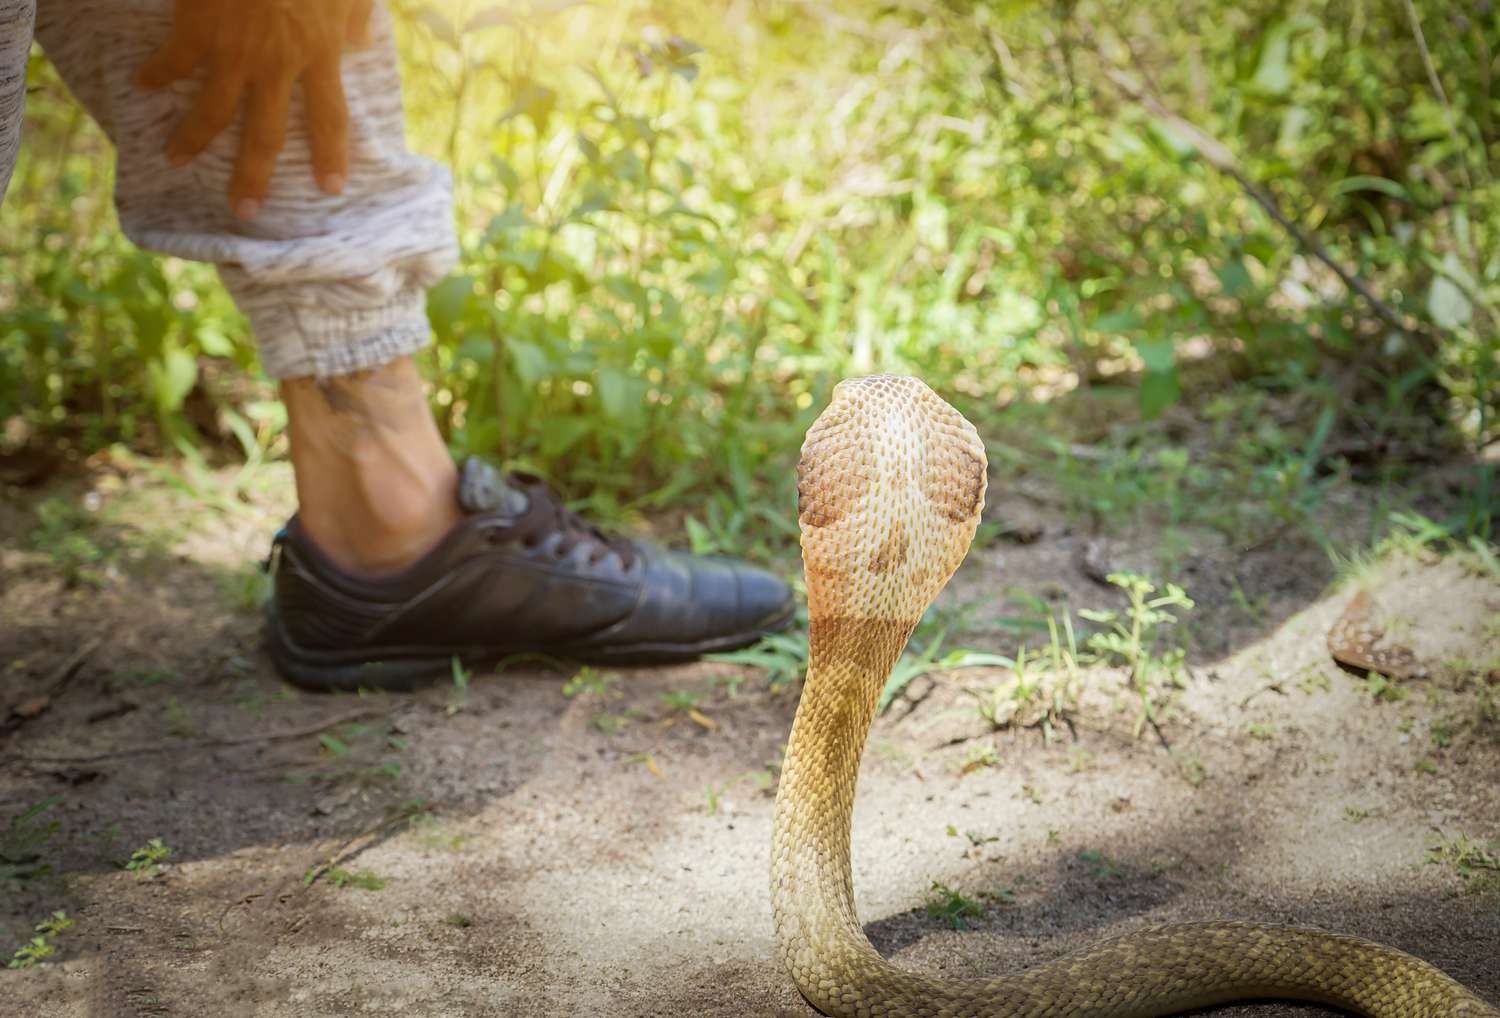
[7,911,73,970]
[30,498,109,588]
[702,784,724,816]
[1427,834,1500,895]
[2,796,62,883]
[447,656,473,716]
[924,882,985,930]
[1344,806,1369,824]
[1363,672,1407,703]
[1171,750,1208,786]
[161,696,195,737]
[1246,721,1276,741]
[1077,849,1124,880]
[326,867,386,891]
[124,837,172,877]
[1079,572,1194,737]
[563,666,618,699]
[959,743,1001,775]
[444,913,473,928]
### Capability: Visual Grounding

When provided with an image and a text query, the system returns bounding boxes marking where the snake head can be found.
[797,375,987,626]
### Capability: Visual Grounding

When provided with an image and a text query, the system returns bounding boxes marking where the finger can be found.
[164,64,249,166]
[135,34,205,90]
[230,72,297,219]
[303,54,350,194]
[346,0,375,46]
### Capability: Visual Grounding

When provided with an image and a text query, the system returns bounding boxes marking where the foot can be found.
[264,459,795,690]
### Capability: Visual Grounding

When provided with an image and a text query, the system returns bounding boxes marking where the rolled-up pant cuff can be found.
[239,288,434,381]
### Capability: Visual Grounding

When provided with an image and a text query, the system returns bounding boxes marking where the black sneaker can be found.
[263,459,795,691]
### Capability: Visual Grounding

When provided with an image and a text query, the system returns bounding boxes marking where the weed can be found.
[1430,720,1454,749]
[124,837,172,877]
[1171,750,1208,786]
[1246,721,1277,741]
[2,796,63,883]
[563,666,619,699]
[161,695,195,737]
[1077,849,1124,880]
[1363,673,1407,703]
[1427,834,1500,895]
[924,882,986,930]
[1079,572,1194,737]
[7,911,73,970]
[444,913,473,928]
[30,498,109,587]
[702,785,724,816]
[1344,806,1370,823]
[959,743,1001,775]
[326,867,387,891]
[447,657,473,716]
[1414,759,1438,775]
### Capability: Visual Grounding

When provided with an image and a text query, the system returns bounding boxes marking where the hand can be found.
[136,0,375,220]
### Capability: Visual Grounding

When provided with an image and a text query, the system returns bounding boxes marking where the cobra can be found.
[771,375,1497,1018]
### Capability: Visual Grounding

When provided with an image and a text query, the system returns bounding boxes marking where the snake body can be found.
[771,375,1497,1018]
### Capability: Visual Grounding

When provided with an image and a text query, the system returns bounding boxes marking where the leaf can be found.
[596,367,644,425]
[1427,275,1471,330]
[195,324,235,357]
[1215,259,1251,298]
[147,347,198,414]
[1251,21,1293,95]
[1333,175,1411,202]
[426,274,474,337]
[506,339,549,387]
[1133,337,1179,419]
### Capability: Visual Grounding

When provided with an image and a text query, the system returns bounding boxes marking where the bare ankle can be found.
[281,359,466,576]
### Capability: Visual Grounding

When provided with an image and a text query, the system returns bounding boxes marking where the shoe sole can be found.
[265,605,797,693]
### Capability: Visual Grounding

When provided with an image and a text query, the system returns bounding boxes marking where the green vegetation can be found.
[1427,833,1500,895]
[1,0,1494,551]
[1080,572,1195,736]
[1,796,63,884]
[124,837,172,877]
[923,882,987,931]
[326,867,388,891]
[6,910,73,970]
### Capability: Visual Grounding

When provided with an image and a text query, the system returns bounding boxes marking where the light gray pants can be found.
[0,0,457,379]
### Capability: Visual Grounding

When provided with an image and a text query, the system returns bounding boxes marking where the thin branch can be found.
[1090,57,1434,354]
[1401,0,1481,190]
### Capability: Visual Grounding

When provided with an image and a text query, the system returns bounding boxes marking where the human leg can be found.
[35,0,461,574]
[35,0,792,686]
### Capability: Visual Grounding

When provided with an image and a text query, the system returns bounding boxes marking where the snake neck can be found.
[771,617,922,1014]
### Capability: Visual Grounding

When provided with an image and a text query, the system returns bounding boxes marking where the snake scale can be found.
[771,375,1497,1018]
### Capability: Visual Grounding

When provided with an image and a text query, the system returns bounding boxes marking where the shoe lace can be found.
[515,476,637,570]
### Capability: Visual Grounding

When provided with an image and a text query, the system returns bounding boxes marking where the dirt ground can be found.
[1,453,1497,1017]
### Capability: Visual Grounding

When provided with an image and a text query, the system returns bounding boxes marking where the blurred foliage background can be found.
[0,0,1495,550]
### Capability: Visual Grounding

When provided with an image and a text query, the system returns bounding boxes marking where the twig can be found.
[2,706,390,768]
[1401,0,1481,191]
[1086,33,1435,354]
